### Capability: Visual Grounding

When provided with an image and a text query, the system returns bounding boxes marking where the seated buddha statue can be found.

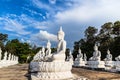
[89,44,101,61]
[52,27,66,62]
[115,55,120,61]
[104,49,112,61]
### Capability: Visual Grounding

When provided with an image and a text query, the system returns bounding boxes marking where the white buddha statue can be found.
[115,55,120,61]
[89,44,101,61]
[33,49,42,61]
[3,51,8,60]
[0,47,2,60]
[52,27,66,61]
[69,50,73,63]
[104,50,112,61]
[84,53,87,61]
[41,46,45,57]
[11,55,14,61]
[76,48,83,61]
[45,40,51,56]
[8,53,11,60]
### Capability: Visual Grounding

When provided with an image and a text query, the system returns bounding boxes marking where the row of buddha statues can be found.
[75,44,120,62]
[74,44,120,72]
[0,48,19,68]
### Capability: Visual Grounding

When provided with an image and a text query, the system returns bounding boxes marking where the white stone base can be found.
[30,61,73,80]
[115,61,120,71]
[0,60,18,68]
[73,61,85,67]
[104,61,114,71]
[31,71,73,80]
[87,61,105,69]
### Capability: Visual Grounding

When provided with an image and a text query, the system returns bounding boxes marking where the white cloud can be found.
[0,17,31,35]
[55,0,120,23]
[22,7,43,17]
[31,0,52,10]
[38,30,57,42]
[49,0,56,4]
[31,30,57,44]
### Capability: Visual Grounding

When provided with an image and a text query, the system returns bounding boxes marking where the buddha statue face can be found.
[94,44,98,51]
[57,27,65,41]
[107,50,110,54]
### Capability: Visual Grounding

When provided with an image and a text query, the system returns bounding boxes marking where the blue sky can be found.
[0,0,120,49]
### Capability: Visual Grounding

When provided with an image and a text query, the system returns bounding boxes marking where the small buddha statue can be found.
[8,53,11,60]
[3,51,8,60]
[33,49,42,61]
[115,55,120,61]
[89,44,101,61]
[104,50,112,61]
[69,50,73,63]
[45,40,51,56]
[84,53,87,61]
[76,48,83,61]
[0,47,2,60]
[52,27,66,61]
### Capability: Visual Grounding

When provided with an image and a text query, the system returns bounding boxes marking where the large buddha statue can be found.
[52,27,66,61]
[89,44,101,61]
[0,47,2,60]
[104,50,112,61]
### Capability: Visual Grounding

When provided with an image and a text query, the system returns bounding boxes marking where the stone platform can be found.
[87,61,105,69]
[30,61,73,80]
[115,61,120,71]
[73,61,85,67]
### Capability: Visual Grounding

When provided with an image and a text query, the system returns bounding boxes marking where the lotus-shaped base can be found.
[30,61,73,80]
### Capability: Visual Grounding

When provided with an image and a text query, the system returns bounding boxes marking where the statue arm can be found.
[58,41,66,54]
[110,54,112,59]
[99,51,101,57]
[62,41,66,52]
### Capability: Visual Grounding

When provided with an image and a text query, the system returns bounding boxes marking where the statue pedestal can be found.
[30,61,73,80]
[87,61,105,69]
[0,60,7,68]
[0,60,18,68]
[115,61,120,71]
[73,60,85,67]
[105,61,114,71]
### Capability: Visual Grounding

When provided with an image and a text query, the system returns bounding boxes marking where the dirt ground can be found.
[0,64,28,80]
[72,67,120,80]
[0,64,120,80]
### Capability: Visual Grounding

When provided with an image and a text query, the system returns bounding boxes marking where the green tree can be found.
[5,39,33,63]
[85,26,98,40]
[0,33,8,51]
[112,21,120,36]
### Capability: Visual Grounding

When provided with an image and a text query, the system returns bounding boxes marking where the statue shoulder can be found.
[62,40,66,44]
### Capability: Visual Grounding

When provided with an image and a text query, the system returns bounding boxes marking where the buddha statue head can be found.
[46,40,51,49]
[78,48,81,54]
[94,44,98,51]
[57,26,65,41]
[42,46,45,52]
[107,49,110,54]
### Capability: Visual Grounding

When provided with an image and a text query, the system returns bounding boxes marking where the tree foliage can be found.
[73,21,120,60]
